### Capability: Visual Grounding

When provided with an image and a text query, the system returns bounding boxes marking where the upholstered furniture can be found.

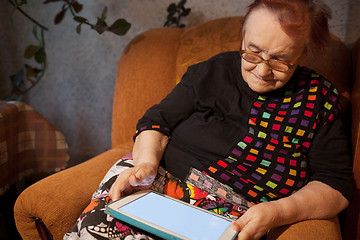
[0,101,69,194]
[343,37,360,240]
[14,17,358,240]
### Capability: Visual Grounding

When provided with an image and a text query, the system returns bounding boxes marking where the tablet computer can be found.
[105,190,238,240]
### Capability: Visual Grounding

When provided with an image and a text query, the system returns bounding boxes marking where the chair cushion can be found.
[176,17,244,84]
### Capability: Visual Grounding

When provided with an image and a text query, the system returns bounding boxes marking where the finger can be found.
[233,215,249,232]
[108,181,121,200]
[233,215,254,240]
[236,225,260,240]
[109,170,133,200]
[236,228,253,240]
[130,168,155,187]
[235,219,255,240]
[236,219,267,240]
[109,178,124,200]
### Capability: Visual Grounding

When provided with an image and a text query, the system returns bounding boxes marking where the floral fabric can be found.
[64,154,246,240]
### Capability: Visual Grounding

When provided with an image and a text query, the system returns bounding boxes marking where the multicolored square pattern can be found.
[204,70,341,203]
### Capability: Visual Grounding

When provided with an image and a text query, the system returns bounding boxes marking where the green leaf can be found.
[167,13,174,20]
[25,64,42,77]
[71,1,83,13]
[34,48,46,64]
[73,16,88,24]
[92,17,108,34]
[24,45,41,59]
[108,19,131,36]
[96,17,107,28]
[182,8,191,17]
[25,65,37,78]
[54,9,66,24]
[91,25,106,35]
[100,6,108,21]
[164,20,171,27]
[91,26,106,35]
[178,0,186,8]
[32,25,39,41]
[76,23,82,34]
[167,3,177,13]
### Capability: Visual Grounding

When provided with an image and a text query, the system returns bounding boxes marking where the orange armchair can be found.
[14,17,357,240]
[343,37,360,240]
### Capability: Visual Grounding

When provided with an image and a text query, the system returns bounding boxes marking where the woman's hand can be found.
[233,201,281,240]
[232,181,349,240]
[108,163,157,201]
[109,130,169,201]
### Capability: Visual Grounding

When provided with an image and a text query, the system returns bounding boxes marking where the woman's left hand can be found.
[232,180,349,240]
[233,201,281,240]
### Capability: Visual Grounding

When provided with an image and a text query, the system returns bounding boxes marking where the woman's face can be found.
[241,7,307,94]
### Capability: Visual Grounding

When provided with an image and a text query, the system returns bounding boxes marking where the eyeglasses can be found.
[240,50,295,72]
[240,43,296,72]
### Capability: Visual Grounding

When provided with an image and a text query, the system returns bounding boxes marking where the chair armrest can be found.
[267,217,342,240]
[14,147,130,240]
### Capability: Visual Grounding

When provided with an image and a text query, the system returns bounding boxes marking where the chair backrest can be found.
[111,27,183,150]
[112,16,352,151]
[343,38,360,240]
[350,38,360,190]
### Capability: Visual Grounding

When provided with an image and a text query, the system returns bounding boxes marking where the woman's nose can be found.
[256,62,272,78]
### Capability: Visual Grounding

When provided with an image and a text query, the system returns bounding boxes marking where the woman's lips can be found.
[252,73,274,82]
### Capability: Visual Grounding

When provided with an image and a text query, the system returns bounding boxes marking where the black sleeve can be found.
[308,117,354,201]
[308,82,354,201]
[134,68,195,139]
[133,51,241,141]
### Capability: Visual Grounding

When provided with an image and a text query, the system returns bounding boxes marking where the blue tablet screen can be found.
[118,192,233,240]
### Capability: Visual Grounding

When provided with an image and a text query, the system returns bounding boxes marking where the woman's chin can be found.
[248,83,274,94]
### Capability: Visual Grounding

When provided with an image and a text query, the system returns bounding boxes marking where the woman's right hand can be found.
[108,163,157,201]
[109,130,169,200]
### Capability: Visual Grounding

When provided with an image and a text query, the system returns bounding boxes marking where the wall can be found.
[0,0,359,166]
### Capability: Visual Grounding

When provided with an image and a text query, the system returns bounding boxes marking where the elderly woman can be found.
[65,0,353,239]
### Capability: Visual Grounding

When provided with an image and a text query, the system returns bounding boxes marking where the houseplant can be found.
[4,0,190,101]
[4,0,131,100]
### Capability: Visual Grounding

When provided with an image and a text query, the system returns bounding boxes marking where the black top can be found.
[134,52,354,203]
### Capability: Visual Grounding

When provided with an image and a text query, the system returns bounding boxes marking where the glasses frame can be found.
[240,37,296,72]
